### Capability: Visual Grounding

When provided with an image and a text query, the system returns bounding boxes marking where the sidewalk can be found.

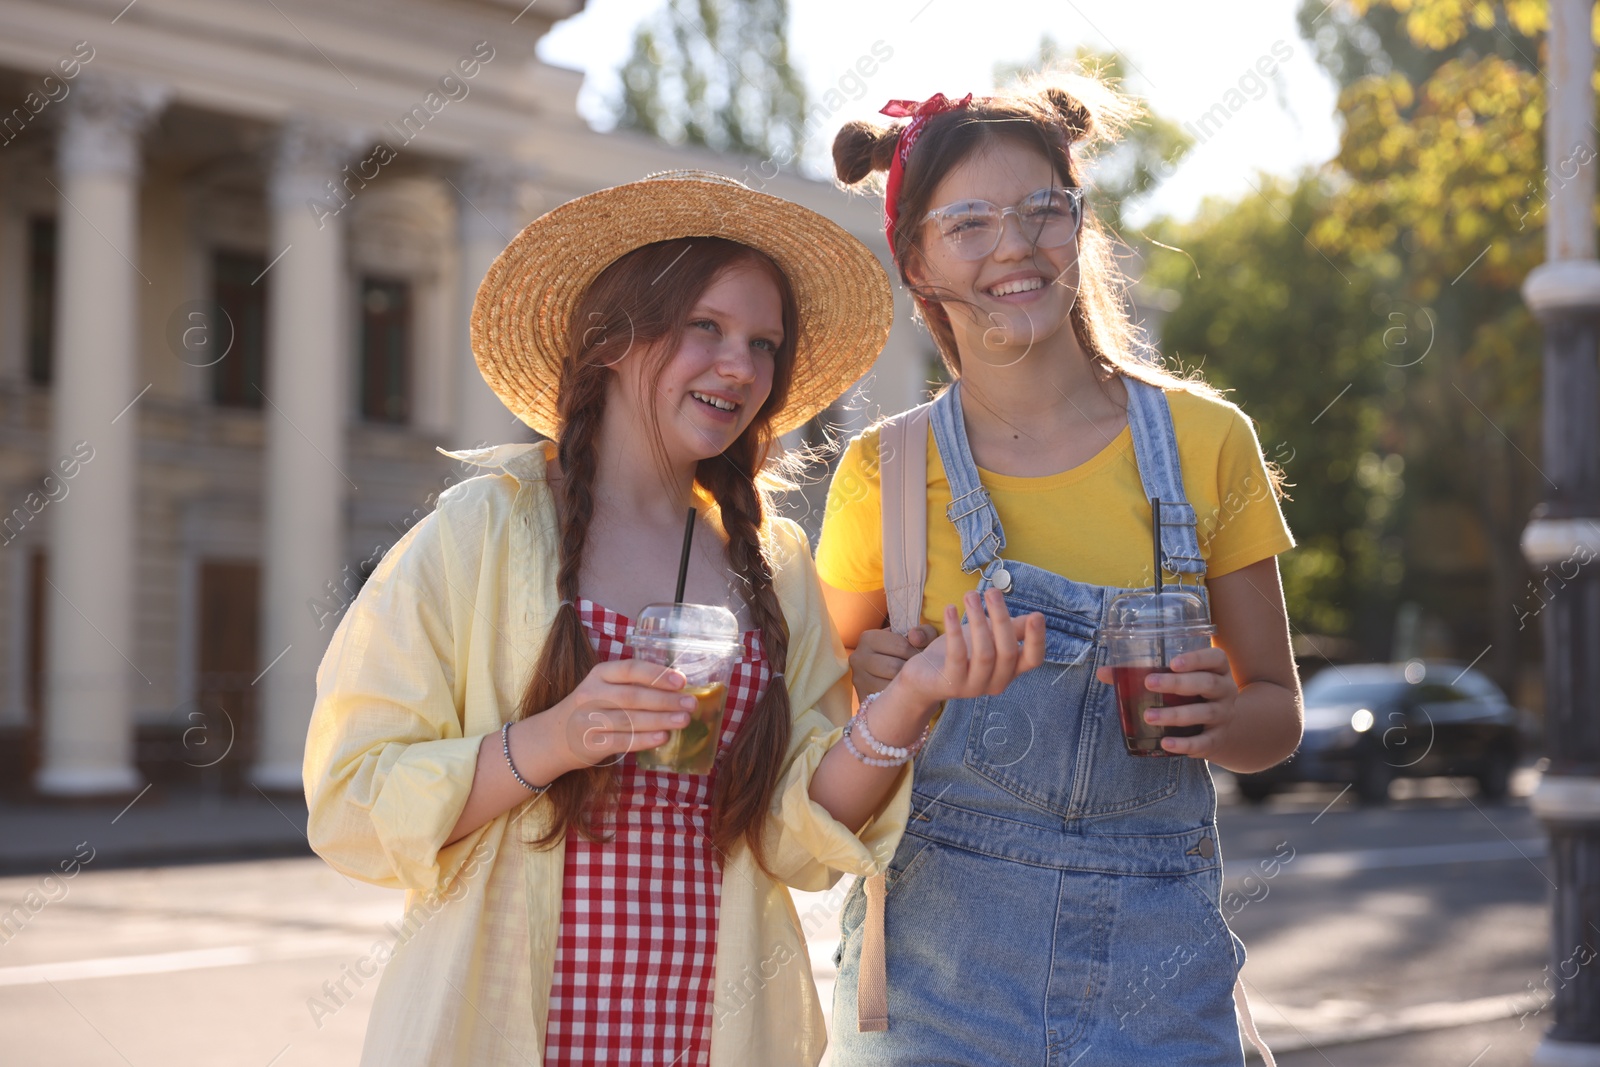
[1272,1011,1542,1065]
[0,784,311,875]
[0,778,1557,1065]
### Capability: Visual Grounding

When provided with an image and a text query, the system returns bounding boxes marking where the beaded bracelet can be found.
[841,723,909,769]
[853,691,931,760]
[502,721,550,795]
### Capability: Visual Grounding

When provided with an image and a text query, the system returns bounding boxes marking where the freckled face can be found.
[615,265,783,464]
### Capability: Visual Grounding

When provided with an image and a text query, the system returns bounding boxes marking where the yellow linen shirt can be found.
[303,440,911,1067]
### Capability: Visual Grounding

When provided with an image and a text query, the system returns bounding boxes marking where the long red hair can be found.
[516,237,800,872]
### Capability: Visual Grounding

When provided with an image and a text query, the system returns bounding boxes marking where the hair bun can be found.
[1040,86,1096,142]
[1020,71,1139,147]
[832,120,901,186]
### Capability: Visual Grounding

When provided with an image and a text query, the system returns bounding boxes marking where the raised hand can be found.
[894,588,1047,708]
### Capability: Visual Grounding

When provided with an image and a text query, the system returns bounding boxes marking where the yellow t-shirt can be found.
[815,387,1296,632]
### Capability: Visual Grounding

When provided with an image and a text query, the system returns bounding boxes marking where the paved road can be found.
[0,774,1552,1066]
[1205,776,1548,1066]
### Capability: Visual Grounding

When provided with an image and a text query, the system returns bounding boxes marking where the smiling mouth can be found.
[691,391,739,413]
[987,277,1045,297]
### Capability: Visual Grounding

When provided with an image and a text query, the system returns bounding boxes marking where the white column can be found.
[35,75,168,796]
[252,119,360,790]
[453,157,527,447]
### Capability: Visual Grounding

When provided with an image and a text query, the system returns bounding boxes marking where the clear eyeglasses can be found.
[920,187,1085,261]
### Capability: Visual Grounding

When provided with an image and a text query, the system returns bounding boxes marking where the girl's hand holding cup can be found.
[1094,646,1241,757]
[546,659,700,770]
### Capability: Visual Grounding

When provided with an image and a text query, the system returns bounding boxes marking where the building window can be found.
[194,559,260,788]
[27,548,46,729]
[359,277,411,424]
[211,251,268,408]
[26,217,55,386]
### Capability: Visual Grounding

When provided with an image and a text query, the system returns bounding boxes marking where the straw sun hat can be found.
[470,170,895,440]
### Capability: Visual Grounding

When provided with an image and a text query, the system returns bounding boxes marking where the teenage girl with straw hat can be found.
[815,77,1303,1065]
[302,171,1045,1067]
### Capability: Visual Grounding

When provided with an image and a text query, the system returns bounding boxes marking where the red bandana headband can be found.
[880,92,973,266]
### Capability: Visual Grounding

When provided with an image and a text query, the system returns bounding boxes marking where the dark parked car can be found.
[1235,660,1523,805]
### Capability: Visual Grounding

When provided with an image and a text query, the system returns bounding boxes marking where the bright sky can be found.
[538,0,1343,226]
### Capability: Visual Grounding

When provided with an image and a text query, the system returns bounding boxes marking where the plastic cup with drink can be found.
[1101,498,1216,757]
[626,602,741,775]
[621,506,741,775]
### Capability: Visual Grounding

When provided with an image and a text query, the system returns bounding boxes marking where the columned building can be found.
[0,0,930,797]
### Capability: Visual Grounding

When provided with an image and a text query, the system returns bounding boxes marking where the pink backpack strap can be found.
[857,402,931,1033]
[878,402,932,638]
[1234,978,1278,1065]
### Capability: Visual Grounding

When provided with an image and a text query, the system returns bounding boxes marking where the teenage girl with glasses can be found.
[815,77,1303,1065]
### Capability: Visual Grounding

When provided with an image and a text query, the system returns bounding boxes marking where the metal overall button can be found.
[985,561,1013,593]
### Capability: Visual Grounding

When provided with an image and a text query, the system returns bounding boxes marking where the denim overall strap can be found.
[927,382,1010,586]
[1124,378,1207,581]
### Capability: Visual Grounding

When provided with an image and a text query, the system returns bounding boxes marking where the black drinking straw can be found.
[1153,497,1166,677]
[1152,497,1163,595]
[674,507,697,604]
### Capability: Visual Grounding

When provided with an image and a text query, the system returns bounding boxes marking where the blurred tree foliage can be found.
[1145,177,1400,645]
[616,0,807,160]
[1312,0,1546,690]
[1149,1,1555,691]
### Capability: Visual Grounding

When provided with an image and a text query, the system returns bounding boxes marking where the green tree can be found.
[1145,176,1400,646]
[1144,1,1557,684]
[1298,0,1544,88]
[1300,0,1550,690]
[617,0,808,161]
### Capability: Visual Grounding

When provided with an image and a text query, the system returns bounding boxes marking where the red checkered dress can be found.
[543,597,769,1067]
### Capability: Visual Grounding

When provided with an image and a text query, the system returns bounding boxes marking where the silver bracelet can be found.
[502,722,550,794]
[853,691,931,760]
[841,722,909,768]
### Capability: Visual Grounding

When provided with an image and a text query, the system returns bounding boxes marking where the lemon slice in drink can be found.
[677,724,713,762]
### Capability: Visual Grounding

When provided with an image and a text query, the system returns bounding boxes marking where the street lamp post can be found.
[1523,1,1600,1063]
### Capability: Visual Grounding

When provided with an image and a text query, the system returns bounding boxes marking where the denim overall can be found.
[831,379,1249,1066]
